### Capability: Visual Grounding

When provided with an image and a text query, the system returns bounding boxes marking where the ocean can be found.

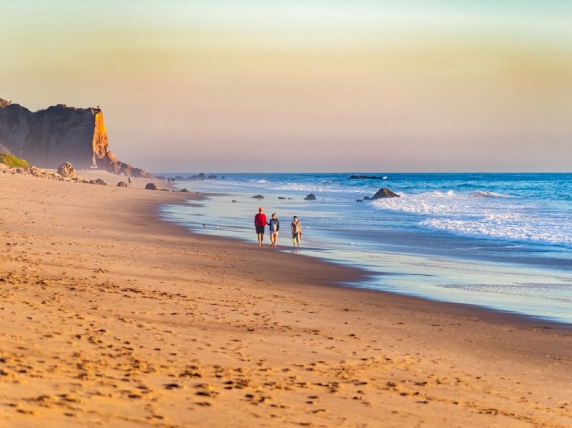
[159,173,572,324]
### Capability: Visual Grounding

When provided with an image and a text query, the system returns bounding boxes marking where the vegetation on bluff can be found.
[0,154,30,168]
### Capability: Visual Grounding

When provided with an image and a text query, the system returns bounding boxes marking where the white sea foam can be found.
[439,283,572,303]
[372,190,572,248]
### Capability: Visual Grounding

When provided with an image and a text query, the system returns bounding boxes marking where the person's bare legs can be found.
[293,233,300,246]
[257,233,264,246]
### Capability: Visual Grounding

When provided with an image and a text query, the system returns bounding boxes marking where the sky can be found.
[1,0,571,172]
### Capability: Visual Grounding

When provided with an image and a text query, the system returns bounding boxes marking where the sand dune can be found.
[1,164,571,427]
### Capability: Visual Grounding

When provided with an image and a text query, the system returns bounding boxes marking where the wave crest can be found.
[471,191,515,198]
[372,190,572,248]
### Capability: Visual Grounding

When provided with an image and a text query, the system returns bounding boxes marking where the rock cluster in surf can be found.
[372,188,400,199]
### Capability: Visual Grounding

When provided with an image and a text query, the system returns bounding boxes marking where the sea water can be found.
[159,173,572,324]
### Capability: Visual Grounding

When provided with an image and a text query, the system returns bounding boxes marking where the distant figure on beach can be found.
[128,176,132,184]
[268,213,280,247]
[291,216,302,246]
[254,207,267,246]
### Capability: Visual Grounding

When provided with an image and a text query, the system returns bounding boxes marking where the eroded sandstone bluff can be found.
[0,98,151,177]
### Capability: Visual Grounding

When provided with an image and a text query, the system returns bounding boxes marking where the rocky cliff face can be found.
[0,99,109,169]
[0,98,151,177]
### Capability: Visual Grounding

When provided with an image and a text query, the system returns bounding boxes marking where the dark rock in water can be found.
[363,196,371,200]
[89,178,108,186]
[221,176,226,179]
[207,175,217,179]
[252,195,264,199]
[187,173,207,181]
[57,162,76,178]
[349,175,386,180]
[232,200,237,203]
[278,197,286,200]
[179,188,190,192]
[372,187,399,199]
[117,181,128,187]
[304,194,317,200]
[356,199,363,202]
[145,182,159,190]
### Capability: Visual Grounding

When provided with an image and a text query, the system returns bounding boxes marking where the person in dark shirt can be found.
[267,213,280,247]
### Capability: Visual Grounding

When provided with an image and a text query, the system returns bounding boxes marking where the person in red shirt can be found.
[254,207,267,246]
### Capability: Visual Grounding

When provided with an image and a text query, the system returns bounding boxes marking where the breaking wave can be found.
[372,190,572,248]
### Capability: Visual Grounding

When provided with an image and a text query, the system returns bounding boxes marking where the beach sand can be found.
[1,165,571,427]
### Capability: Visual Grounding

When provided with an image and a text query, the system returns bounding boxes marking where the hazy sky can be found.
[2,0,571,172]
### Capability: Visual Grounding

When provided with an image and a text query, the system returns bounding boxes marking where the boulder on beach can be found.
[89,178,108,186]
[372,187,399,199]
[57,162,76,178]
[145,182,159,190]
[304,194,317,200]
[252,195,264,199]
[117,181,128,187]
[179,188,190,193]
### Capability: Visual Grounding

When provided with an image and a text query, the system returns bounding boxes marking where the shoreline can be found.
[161,184,572,326]
[1,166,571,427]
[160,200,572,330]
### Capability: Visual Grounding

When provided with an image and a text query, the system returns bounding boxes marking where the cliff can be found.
[0,98,150,177]
[0,99,108,169]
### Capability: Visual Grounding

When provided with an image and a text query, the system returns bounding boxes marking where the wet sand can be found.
[1,165,571,427]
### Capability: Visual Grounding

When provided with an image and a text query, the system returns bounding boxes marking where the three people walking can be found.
[254,208,301,248]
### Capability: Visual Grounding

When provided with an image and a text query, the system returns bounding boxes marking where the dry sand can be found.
[1,165,571,427]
